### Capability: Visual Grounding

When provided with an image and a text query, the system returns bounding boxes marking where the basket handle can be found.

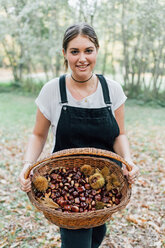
[24,147,132,179]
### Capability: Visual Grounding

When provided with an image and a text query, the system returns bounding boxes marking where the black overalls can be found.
[53,74,120,248]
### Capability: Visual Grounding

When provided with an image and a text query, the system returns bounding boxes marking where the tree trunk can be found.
[55,53,61,77]
[2,41,19,82]
[121,0,129,86]
[102,39,109,75]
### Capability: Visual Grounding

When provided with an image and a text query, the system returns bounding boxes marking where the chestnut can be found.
[115,198,120,205]
[64,205,71,211]
[69,188,74,194]
[112,188,118,195]
[36,192,43,198]
[60,200,68,207]
[102,197,110,203]
[77,186,85,193]
[80,202,87,208]
[116,193,122,199]
[80,197,86,202]
[79,208,84,213]
[71,206,79,212]
[55,192,61,198]
[50,184,56,189]
[95,194,101,201]
[50,173,58,180]
[84,184,90,190]
[57,196,64,205]
[91,190,97,196]
[75,197,80,204]
[72,191,79,197]
[74,183,79,188]
[86,198,92,204]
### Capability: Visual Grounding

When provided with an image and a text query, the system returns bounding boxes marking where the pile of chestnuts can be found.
[33,165,122,213]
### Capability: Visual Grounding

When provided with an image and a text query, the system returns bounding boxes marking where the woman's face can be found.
[63,35,98,80]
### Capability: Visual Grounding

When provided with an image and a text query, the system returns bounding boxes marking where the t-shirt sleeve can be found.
[35,82,52,122]
[106,78,127,111]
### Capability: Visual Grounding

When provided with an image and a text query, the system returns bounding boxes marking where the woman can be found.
[19,23,139,248]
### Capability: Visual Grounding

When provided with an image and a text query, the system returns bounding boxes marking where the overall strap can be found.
[96,74,112,105]
[59,74,68,104]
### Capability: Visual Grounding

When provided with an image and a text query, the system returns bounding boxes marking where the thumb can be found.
[122,164,129,176]
[29,170,33,180]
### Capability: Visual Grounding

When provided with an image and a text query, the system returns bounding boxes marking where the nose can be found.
[79,52,86,63]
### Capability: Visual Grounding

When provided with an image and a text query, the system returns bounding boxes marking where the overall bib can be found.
[53,74,120,248]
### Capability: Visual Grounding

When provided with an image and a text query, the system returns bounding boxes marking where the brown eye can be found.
[86,49,93,54]
[71,50,79,55]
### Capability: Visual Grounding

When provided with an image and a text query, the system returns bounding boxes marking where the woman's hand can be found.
[122,161,139,184]
[19,164,32,193]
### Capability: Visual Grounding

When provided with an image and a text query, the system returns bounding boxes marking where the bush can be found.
[22,78,44,95]
[123,84,165,107]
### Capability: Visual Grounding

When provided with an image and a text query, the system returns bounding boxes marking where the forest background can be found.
[0,0,165,104]
[0,0,165,248]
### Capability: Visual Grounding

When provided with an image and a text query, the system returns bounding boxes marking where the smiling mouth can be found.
[76,64,89,69]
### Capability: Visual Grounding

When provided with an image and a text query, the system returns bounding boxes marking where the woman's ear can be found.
[62,48,68,71]
[62,48,66,57]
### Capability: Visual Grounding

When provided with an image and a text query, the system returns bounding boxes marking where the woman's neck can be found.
[66,74,98,100]
[71,73,93,84]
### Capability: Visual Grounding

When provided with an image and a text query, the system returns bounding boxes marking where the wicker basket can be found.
[25,148,132,229]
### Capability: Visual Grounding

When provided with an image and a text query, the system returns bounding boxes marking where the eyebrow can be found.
[69,46,94,50]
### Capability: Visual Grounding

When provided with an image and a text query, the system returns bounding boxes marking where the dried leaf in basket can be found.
[37,192,60,209]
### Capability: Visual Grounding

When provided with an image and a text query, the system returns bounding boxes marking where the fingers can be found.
[129,165,139,177]
[122,164,129,176]
[30,170,33,177]
[122,163,139,184]
[128,177,136,184]
[20,179,32,192]
[19,172,32,193]
[128,165,139,182]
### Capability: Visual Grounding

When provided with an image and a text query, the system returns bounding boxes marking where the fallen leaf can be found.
[141,204,150,209]
[26,204,32,210]
[148,221,160,233]
[126,215,138,224]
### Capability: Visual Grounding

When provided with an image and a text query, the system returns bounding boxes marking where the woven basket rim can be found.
[25,147,132,180]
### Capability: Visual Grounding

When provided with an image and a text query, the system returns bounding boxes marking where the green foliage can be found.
[21,78,44,94]
[0,0,165,101]
[123,83,165,107]
[0,79,44,95]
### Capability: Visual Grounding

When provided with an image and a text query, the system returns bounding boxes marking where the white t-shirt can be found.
[35,76,127,137]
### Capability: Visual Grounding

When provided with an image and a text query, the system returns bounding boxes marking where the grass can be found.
[0,92,36,136]
[0,89,164,132]
[125,99,165,127]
